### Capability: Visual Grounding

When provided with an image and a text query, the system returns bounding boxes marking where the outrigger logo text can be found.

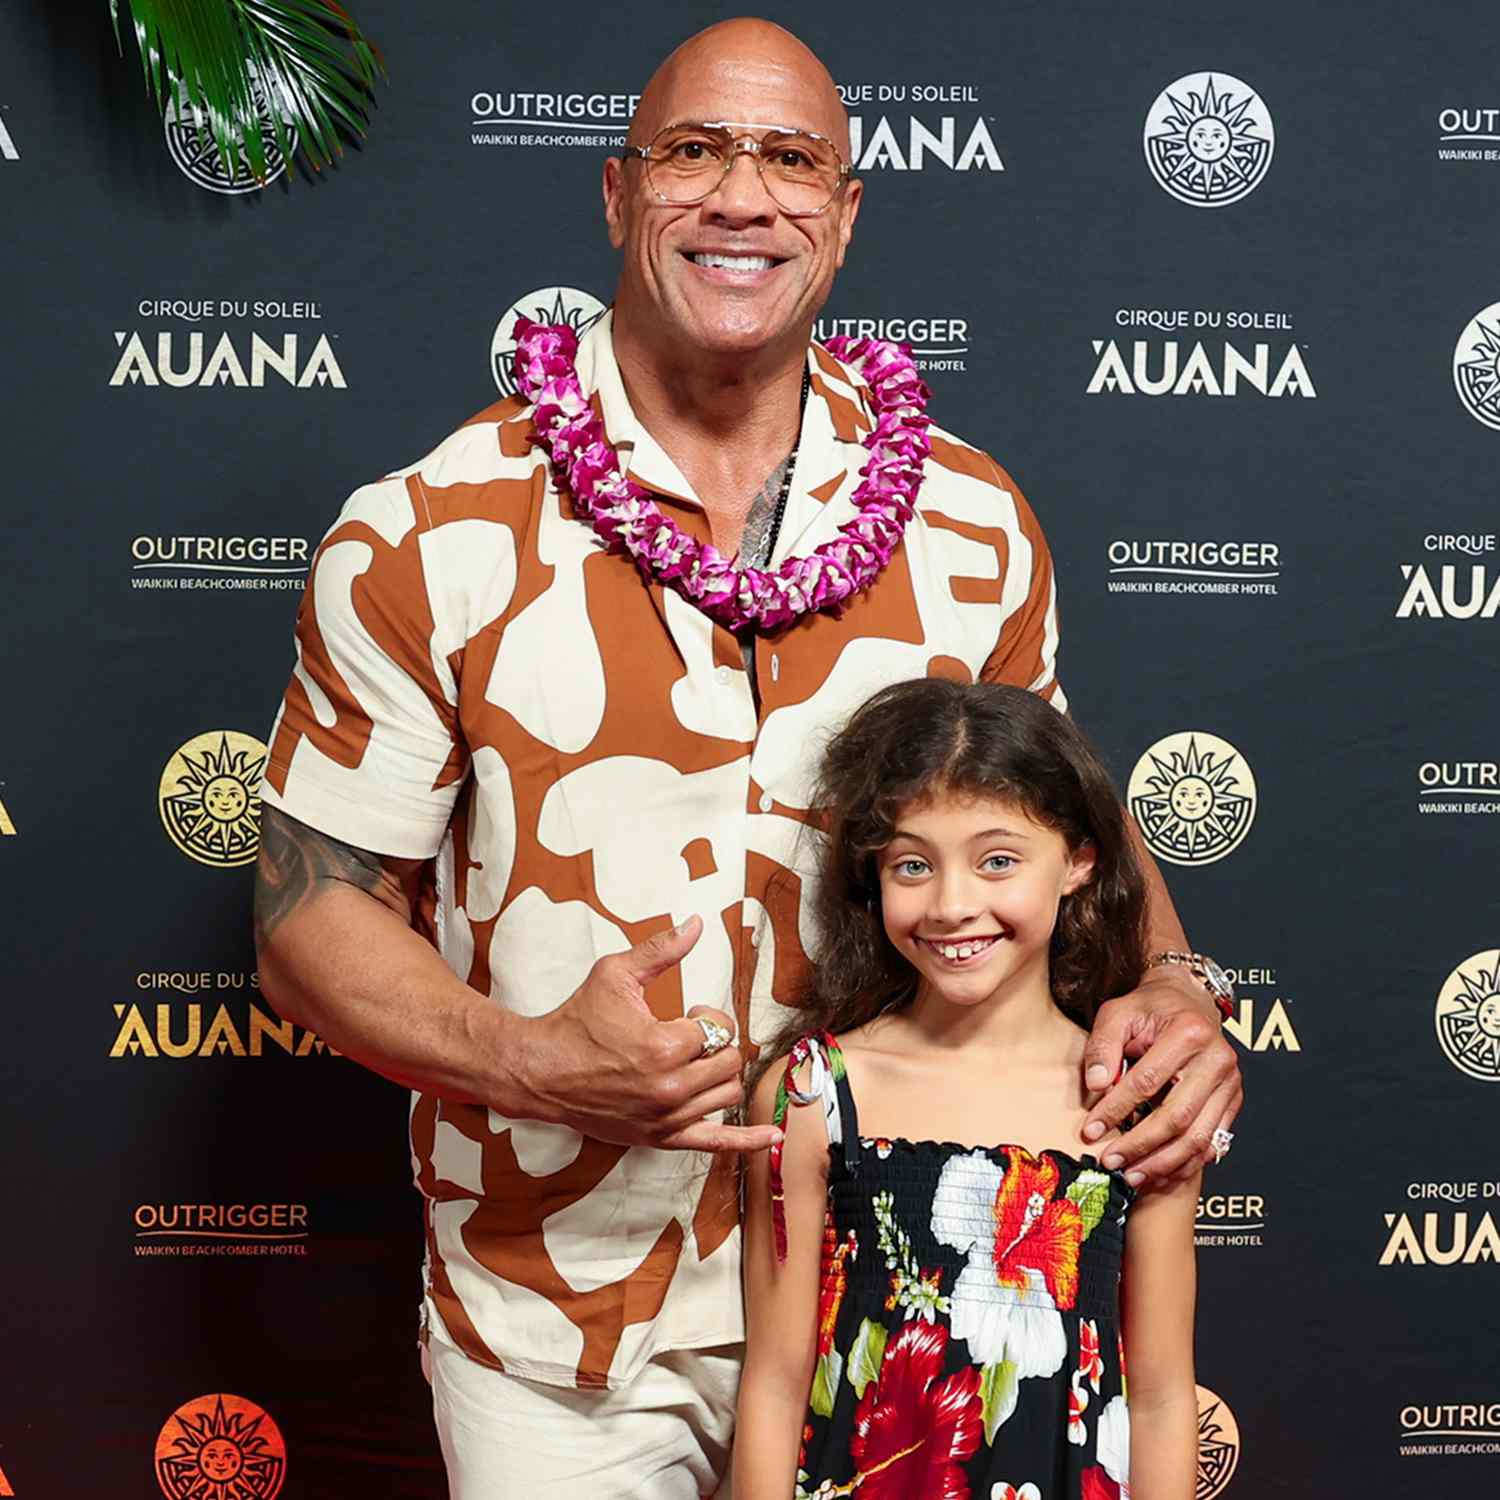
[1088,339,1314,397]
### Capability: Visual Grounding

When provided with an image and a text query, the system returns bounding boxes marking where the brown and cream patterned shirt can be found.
[262,314,1065,1390]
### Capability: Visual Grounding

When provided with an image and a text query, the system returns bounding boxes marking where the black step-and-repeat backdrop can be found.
[3,1,1497,1496]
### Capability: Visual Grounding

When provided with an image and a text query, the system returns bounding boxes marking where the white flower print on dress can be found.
[1097,1395,1131,1492]
[930,1150,1070,1378]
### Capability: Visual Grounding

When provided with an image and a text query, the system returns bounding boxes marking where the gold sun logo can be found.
[158,731,268,868]
[1128,732,1257,867]
[1453,304,1500,430]
[1435,950,1500,1081]
[1195,1385,1241,1499]
[154,1393,286,1500]
[1145,73,1274,208]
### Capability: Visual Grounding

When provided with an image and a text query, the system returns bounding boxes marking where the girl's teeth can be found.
[934,938,991,960]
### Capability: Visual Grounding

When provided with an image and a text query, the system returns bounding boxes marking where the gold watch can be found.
[1147,951,1235,1020]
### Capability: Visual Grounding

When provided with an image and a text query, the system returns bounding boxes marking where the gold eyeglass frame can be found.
[621,119,853,218]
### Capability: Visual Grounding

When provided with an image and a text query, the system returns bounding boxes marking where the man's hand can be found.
[1079,965,1242,1186]
[521,915,781,1155]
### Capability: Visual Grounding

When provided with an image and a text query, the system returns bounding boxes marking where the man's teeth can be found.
[691,252,775,271]
[930,938,996,960]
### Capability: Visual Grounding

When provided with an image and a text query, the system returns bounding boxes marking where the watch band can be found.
[1147,950,1235,1021]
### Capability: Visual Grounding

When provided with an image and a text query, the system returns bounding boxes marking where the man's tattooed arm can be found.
[253,806,415,951]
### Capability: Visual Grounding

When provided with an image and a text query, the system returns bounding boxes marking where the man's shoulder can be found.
[813,340,1027,504]
[921,418,1026,502]
[325,395,542,541]
[395,394,541,511]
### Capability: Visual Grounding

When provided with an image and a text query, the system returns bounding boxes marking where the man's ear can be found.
[833,177,863,269]
[1062,842,1096,897]
[603,156,627,249]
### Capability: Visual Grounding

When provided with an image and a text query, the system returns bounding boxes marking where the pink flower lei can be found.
[512,317,933,632]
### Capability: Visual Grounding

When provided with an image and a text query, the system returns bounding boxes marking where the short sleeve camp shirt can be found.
[262,313,1066,1390]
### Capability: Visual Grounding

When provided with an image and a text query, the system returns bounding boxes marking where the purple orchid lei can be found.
[512,316,933,632]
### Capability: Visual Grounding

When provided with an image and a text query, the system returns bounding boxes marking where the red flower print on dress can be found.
[1080,1466,1123,1500]
[819,1217,859,1358]
[1079,1319,1104,1394]
[992,1151,1082,1310]
[810,1216,859,1418]
[1067,1369,1090,1445]
[843,1321,983,1500]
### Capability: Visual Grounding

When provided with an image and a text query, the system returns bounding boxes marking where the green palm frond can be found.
[110,0,384,185]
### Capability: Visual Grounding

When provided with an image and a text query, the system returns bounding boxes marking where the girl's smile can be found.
[878,793,1094,1010]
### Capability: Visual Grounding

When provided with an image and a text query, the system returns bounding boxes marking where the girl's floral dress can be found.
[770,1033,1135,1500]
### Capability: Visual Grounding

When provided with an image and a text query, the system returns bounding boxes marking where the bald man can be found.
[254,19,1242,1497]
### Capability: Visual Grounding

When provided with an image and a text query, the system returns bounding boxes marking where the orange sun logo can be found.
[154,1393,286,1500]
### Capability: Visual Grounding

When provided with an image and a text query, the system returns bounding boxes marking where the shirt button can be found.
[750,929,762,949]
[770,654,780,682]
[715,665,731,683]
[759,791,774,813]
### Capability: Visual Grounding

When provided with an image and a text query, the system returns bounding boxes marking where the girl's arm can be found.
[734,1061,830,1500]
[1120,1167,1202,1500]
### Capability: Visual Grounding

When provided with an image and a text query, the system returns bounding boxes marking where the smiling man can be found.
[253,18,1242,1499]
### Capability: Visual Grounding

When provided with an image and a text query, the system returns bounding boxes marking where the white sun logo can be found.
[1435,950,1500,1081]
[1144,73,1274,208]
[1127,731,1257,867]
[491,285,608,396]
[158,730,268,868]
[1453,302,1500,430]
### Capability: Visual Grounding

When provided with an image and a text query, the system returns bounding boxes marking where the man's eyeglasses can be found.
[621,120,852,218]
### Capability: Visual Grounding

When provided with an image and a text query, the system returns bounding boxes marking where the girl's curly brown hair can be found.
[750,679,1148,1094]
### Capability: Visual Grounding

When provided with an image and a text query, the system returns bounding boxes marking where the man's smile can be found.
[680,247,789,283]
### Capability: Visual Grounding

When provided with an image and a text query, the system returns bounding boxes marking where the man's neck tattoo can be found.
[740,451,797,568]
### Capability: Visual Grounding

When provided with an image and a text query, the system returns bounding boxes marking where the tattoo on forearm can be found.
[738,451,795,566]
[253,806,385,946]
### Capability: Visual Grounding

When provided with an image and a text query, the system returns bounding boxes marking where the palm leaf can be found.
[110,0,384,185]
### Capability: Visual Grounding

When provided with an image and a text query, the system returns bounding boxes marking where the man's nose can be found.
[700,149,779,225]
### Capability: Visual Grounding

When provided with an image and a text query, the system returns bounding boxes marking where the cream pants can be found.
[427,1334,741,1499]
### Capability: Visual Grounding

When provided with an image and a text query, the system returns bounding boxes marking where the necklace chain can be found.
[744,367,811,570]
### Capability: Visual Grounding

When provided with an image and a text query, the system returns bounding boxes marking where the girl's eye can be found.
[982,854,1015,873]
[894,858,929,877]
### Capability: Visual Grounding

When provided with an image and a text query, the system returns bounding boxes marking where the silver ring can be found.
[1211,1126,1235,1164]
[695,1016,733,1058]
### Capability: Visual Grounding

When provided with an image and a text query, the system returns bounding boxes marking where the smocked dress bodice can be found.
[770,1033,1135,1500]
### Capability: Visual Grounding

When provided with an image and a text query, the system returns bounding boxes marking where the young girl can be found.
[735,679,1199,1500]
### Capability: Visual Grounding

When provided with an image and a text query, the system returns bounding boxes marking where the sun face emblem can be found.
[154,1393,286,1500]
[1144,73,1274,208]
[163,69,298,195]
[1194,1386,1241,1499]
[158,730,268,868]
[1128,732,1257,867]
[1452,302,1500,430]
[1435,950,1500,1081]
[491,285,608,396]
